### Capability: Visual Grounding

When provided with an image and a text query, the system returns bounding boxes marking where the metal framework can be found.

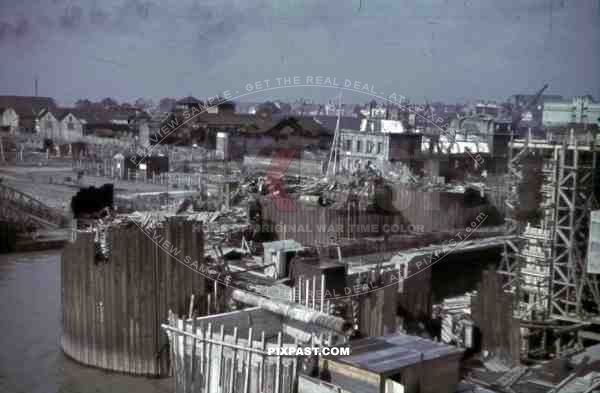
[0,183,65,230]
[499,129,600,358]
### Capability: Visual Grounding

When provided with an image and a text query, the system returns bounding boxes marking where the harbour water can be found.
[0,251,171,393]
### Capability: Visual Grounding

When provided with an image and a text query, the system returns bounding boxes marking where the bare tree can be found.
[100,97,118,108]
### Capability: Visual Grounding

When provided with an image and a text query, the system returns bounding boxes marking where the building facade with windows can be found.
[38,110,61,140]
[338,119,422,172]
[543,96,600,127]
[38,109,84,141]
[57,111,84,140]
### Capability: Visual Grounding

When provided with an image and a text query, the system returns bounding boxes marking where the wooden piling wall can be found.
[471,269,520,363]
[259,189,500,245]
[61,218,206,376]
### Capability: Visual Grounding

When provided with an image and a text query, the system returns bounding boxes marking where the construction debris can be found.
[435,292,477,349]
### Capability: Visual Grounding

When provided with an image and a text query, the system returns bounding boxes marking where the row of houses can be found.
[0,95,150,142]
[160,97,334,154]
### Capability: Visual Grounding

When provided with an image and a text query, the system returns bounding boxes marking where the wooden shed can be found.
[321,333,464,393]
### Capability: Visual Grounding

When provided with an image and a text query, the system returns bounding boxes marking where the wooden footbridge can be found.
[0,182,68,231]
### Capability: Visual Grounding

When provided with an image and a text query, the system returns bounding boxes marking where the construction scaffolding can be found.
[499,129,600,359]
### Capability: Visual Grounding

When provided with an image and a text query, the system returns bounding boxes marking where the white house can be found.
[38,110,61,140]
[38,109,84,141]
[0,95,56,134]
[360,106,387,119]
[0,107,19,134]
[57,110,84,141]
[360,118,406,133]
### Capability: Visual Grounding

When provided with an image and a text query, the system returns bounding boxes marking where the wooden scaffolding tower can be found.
[499,129,600,359]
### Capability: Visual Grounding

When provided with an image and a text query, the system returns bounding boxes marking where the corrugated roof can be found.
[330,333,463,375]
[263,239,304,252]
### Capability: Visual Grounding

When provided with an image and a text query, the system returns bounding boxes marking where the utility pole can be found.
[326,91,343,177]
[166,145,169,209]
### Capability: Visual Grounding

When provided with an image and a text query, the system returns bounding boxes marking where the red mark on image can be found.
[264,149,296,212]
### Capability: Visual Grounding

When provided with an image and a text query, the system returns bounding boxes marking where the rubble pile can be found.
[435,292,477,348]
[189,207,251,245]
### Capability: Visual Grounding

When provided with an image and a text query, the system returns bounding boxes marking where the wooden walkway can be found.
[0,182,67,230]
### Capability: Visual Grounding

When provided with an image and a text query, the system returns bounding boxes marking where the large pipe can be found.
[231,289,352,335]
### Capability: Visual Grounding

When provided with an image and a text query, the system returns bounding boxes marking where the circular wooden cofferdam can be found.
[61,217,206,376]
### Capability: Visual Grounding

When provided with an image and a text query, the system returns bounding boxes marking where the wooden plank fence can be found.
[163,311,303,393]
[72,159,227,190]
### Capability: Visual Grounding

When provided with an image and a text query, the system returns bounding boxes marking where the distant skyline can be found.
[0,0,598,106]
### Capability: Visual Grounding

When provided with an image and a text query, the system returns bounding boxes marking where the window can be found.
[377,142,383,154]
[67,122,74,130]
[45,120,52,130]
[366,141,374,153]
[356,140,362,153]
[345,139,352,151]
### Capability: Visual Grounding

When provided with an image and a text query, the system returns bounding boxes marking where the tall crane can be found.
[511,83,548,132]
[326,92,343,177]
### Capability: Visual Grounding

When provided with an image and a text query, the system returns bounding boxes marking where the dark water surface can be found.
[0,251,172,393]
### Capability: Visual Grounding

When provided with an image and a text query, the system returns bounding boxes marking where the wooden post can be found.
[214,284,218,313]
[292,337,299,393]
[275,332,282,393]
[320,274,326,313]
[259,331,265,393]
[178,318,186,393]
[198,322,204,393]
[229,327,238,393]
[305,279,310,308]
[204,323,212,393]
[312,276,317,310]
[216,325,225,391]
[189,319,197,392]
[188,295,195,319]
[243,328,253,393]
[170,311,179,392]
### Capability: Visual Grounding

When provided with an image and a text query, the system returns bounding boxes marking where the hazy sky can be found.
[0,0,598,105]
